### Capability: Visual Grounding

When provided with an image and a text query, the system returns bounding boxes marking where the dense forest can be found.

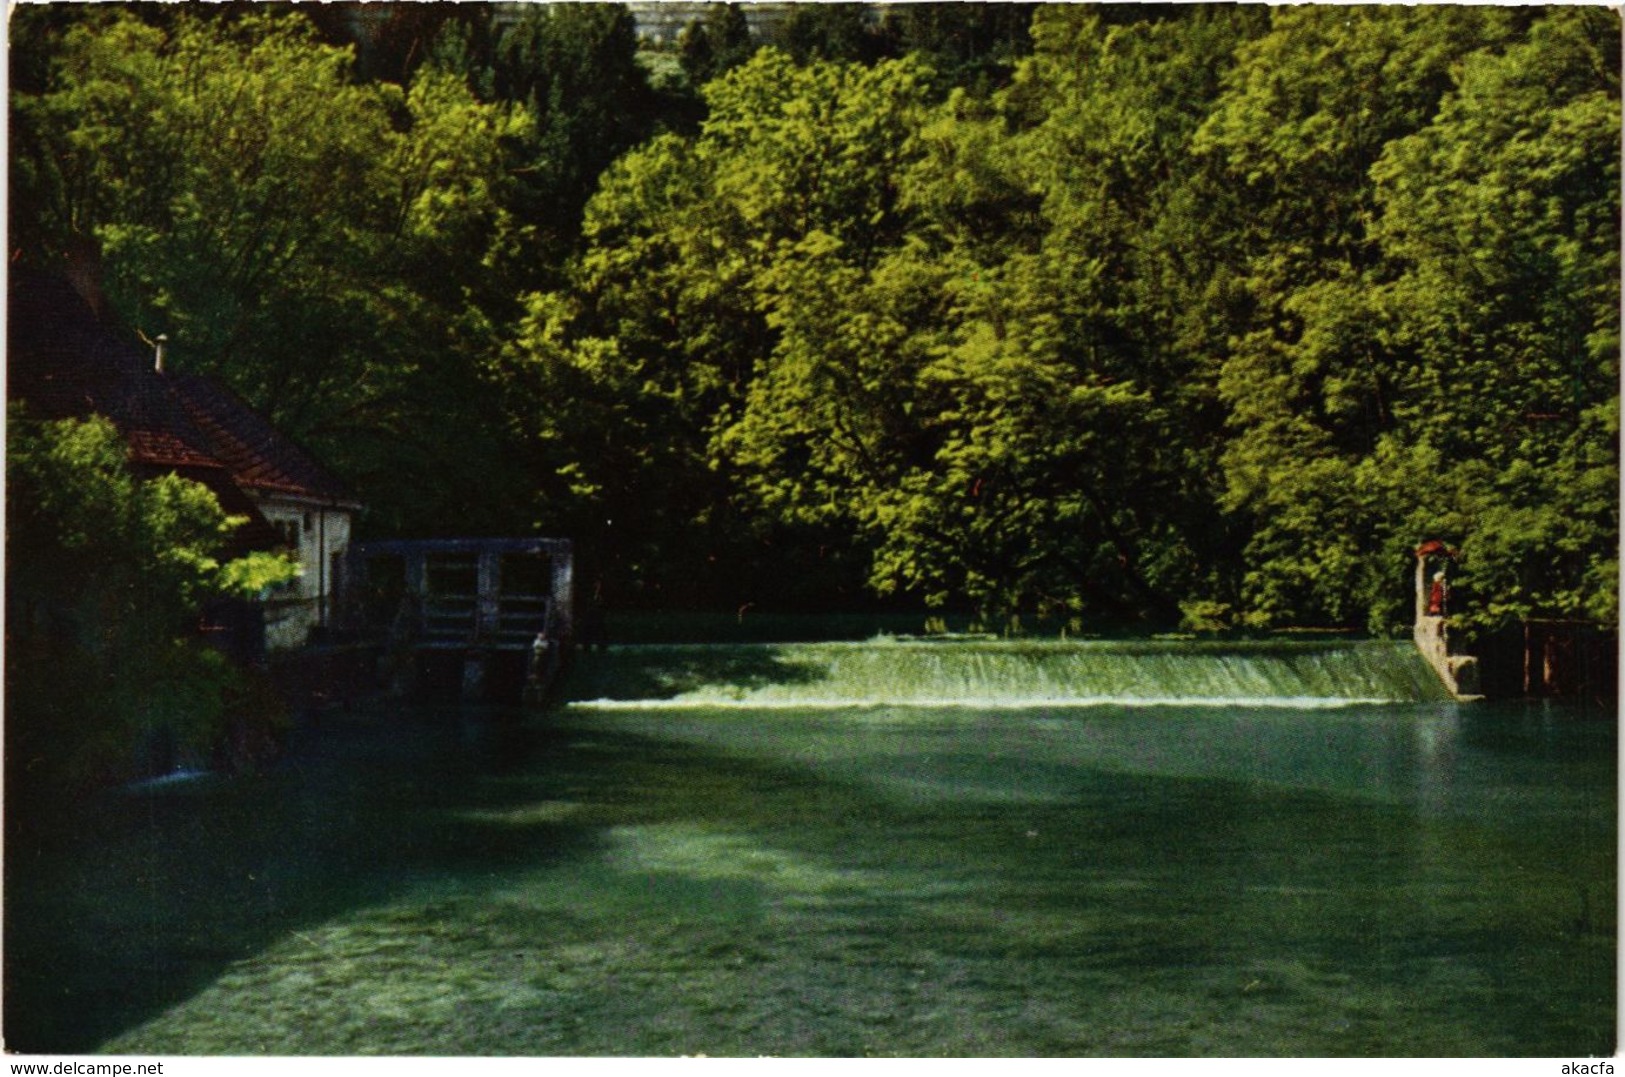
[10,2,1620,642]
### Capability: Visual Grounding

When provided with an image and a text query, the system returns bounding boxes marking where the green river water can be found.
[4,640,1616,1056]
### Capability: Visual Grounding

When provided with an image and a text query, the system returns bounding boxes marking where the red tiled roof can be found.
[9,275,222,470]
[8,273,361,553]
[168,375,359,508]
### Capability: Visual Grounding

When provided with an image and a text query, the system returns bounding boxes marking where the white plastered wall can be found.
[258,500,354,651]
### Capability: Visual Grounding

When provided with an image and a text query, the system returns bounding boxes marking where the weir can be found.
[564,638,1455,710]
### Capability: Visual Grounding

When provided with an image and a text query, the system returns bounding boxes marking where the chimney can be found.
[154,334,168,373]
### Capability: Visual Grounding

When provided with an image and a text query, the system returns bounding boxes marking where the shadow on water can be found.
[3,693,1615,1056]
[3,708,606,1053]
[1456,700,1620,757]
[6,705,946,1054]
[558,645,826,702]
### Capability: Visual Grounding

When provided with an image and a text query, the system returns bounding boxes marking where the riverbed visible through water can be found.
[4,640,1615,1056]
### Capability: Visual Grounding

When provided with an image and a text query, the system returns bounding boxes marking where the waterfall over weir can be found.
[565,638,1454,710]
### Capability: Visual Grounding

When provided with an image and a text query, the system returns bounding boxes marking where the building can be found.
[8,272,363,652]
[491,2,885,46]
[164,374,363,650]
[618,2,803,45]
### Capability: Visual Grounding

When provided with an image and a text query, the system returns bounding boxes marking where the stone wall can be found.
[1414,614,1483,701]
[1413,549,1482,700]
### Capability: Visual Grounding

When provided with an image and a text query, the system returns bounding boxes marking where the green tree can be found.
[1190,6,1618,635]
[486,3,660,260]
[6,409,297,787]
[488,5,1620,636]
[678,3,757,88]
[488,50,939,606]
[783,4,889,66]
[883,2,1036,94]
[11,8,531,536]
[301,2,474,84]
[840,7,1262,628]
[1368,7,1621,632]
[1193,6,1528,629]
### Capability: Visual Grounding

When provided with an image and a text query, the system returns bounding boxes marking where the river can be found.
[4,640,1615,1056]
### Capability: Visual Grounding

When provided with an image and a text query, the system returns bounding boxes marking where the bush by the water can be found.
[6,411,298,789]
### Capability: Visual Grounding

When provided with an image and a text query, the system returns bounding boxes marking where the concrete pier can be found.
[1413,541,1482,701]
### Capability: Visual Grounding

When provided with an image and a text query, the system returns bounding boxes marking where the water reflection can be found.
[597,701,1576,823]
[10,689,1613,1056]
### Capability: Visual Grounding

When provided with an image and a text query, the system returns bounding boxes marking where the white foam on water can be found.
[567,695,1399,712]
[565,639,1453,710]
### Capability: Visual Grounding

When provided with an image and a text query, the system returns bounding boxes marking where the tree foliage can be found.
[11,8,531,535]
[1199,6,1619,633]
[678,4,757,89]
[10,4,1618,640]
[6,410,298,785]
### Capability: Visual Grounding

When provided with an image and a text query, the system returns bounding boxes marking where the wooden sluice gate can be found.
[340,538,574,704]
